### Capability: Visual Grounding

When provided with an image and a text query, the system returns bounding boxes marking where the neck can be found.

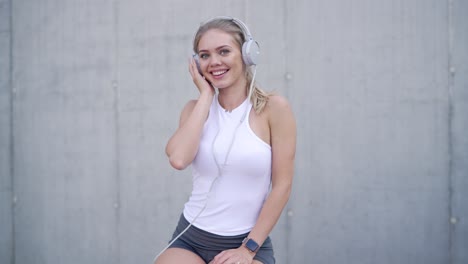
[217,81,248,112]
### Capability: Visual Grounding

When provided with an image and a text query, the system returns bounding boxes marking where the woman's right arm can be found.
[165,93,212,170]
[165,58,214,170]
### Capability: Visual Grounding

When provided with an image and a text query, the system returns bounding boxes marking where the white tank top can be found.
[183,95,272,236]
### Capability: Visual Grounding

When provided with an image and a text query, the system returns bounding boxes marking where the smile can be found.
[211,69,228,77]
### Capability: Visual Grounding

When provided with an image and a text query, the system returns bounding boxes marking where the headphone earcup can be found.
[193,54,202,74]
[242,39,260,66]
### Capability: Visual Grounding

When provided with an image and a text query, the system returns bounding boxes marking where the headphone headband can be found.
[201,16,253,42]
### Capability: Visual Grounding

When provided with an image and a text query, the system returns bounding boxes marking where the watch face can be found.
[245,239,259,252]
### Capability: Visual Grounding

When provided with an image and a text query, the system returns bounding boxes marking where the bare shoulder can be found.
[265,94,296,160]
[265,94,295,121]
[183,99,198,111]
[180,99,198,118]
[178,99,198,125]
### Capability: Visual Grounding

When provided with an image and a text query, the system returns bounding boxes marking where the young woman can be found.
[155,16,296,264]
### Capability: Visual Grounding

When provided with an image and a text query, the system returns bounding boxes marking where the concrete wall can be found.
[0,0,13,263]
[287,1,451,263]
[1,0,467,264]
[451,0,468,263]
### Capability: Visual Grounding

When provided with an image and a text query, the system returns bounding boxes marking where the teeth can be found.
[212,70,227,76]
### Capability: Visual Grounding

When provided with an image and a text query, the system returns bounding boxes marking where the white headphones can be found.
[194,16,260,67]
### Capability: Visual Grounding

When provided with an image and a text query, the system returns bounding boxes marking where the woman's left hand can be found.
[210,246,255,264]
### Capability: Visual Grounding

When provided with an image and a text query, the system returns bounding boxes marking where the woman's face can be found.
[197,29,245,89]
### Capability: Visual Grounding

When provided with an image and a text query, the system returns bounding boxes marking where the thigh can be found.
[155,248,205,264]
[208,261,264,264]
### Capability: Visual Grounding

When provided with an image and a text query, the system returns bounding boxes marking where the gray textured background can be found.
[1,0,467,264]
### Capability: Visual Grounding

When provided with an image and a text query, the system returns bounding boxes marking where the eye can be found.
[199,53,209,59]
[219,49,230,56]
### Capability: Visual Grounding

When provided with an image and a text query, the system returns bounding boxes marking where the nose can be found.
[209,53,222,66]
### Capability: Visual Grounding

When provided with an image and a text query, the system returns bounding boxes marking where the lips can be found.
[211,69,228,78]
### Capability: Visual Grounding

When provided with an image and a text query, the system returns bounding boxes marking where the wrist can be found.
[239,244,256,258]
[242,237,260,255]
[199,91,214,100]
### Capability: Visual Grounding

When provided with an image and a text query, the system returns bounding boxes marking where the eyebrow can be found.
[198,45,232,53]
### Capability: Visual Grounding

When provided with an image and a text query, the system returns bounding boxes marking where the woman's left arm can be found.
[212,95,297,264]
[245,95,297,248]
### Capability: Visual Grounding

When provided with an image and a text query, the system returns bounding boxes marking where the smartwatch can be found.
[242,237,260,253]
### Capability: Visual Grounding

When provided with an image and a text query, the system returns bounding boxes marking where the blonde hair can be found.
[193,17,269,113]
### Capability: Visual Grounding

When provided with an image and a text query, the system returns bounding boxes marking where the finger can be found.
[212,250,229,264]
[188,57,195,76]
[189,58,204,81]
[188,60,193,77]
[211,251,223,264]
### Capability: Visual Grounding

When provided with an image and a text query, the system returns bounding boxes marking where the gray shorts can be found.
[168,214,275,264]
